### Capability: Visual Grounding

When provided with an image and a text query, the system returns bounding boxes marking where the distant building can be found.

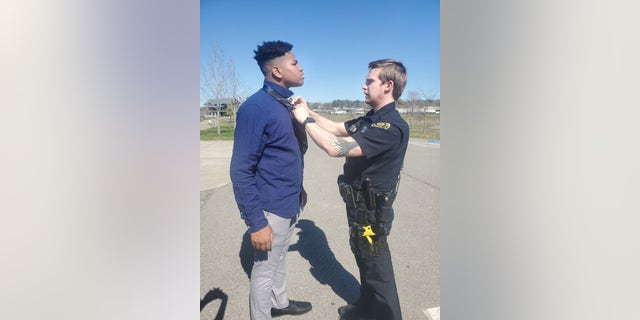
[426,106,440,114]
[397,106,440,114]
[201,98,234,118]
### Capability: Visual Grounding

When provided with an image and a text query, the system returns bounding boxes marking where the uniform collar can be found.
[368,102,396,121]
[376,101,396,113]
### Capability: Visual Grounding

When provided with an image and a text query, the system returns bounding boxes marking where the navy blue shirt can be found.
[343,102,409,192]
[230,80,304,233]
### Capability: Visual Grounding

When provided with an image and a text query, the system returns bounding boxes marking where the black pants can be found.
[347,207,402,320]
[354,246,402,320]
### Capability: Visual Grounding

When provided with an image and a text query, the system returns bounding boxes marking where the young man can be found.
[230,40,312,320]
[292,59,409,320]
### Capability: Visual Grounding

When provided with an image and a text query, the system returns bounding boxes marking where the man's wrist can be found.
[302,117,316,127]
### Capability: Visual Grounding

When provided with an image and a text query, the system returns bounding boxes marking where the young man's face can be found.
[273,52,304,88]
[362,68,389,107]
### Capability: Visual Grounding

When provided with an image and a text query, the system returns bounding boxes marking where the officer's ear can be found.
[384,80,394,94]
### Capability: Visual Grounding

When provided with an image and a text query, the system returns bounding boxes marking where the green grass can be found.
[200,113,439,141]
[403,113,440,140]
[323,113,440,140]
[200,120,235,140]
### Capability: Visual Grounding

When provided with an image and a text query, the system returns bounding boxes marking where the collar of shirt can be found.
[368,101,396,122]
[263,80,294,99]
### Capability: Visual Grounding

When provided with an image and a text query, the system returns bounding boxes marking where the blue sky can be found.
[200,0,439,103]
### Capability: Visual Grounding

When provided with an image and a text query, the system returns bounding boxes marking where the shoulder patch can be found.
[371,122,391,130]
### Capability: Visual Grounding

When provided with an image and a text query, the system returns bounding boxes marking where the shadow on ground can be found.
[290,219,360,304]
[239,231,253,279]
[200,288,228,320]
[238,219,360,304]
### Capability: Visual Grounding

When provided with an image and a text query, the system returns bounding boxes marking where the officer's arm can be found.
[304,122,363,157]
[292,97,348,136]
[307,109,349,137]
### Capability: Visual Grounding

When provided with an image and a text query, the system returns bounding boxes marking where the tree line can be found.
[306,97,439,113]
[201,45,439,132]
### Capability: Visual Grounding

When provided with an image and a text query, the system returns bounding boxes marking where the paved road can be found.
[200,139,440,320]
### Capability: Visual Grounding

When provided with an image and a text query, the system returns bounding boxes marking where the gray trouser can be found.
[250,211,298,320]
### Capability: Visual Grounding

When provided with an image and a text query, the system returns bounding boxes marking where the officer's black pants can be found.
[346,199,402,319]
[351,236,402,320]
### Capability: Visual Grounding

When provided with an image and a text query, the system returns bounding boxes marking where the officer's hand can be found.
[251,225,274,251]
[292,97,310,123]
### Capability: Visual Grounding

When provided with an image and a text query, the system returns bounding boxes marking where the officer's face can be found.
[362,68,389,107]
[272,52,304,88]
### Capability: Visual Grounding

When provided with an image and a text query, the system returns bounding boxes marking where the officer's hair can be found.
[253,40,293,76]
[368,59,407,100]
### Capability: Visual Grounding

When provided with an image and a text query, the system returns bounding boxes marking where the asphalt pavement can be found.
[200,139,440,320]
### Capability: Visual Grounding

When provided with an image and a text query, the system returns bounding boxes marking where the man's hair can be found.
[253,41,293,76]
[368,59,407,100]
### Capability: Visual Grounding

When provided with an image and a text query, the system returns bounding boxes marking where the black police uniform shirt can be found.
[343,102,409,193]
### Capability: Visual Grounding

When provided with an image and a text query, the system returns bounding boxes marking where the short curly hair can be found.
[253,40,293,75]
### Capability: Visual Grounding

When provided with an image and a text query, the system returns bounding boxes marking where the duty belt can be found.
[337,175,397,225]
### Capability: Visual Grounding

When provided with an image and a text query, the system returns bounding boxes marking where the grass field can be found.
[200,113,439,141]
[200,120,235,140]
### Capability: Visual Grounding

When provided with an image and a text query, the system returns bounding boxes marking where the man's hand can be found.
[292,96,310,124]
[251,225,274,251]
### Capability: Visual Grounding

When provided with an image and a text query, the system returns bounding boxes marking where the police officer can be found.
[291,59,409,320]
